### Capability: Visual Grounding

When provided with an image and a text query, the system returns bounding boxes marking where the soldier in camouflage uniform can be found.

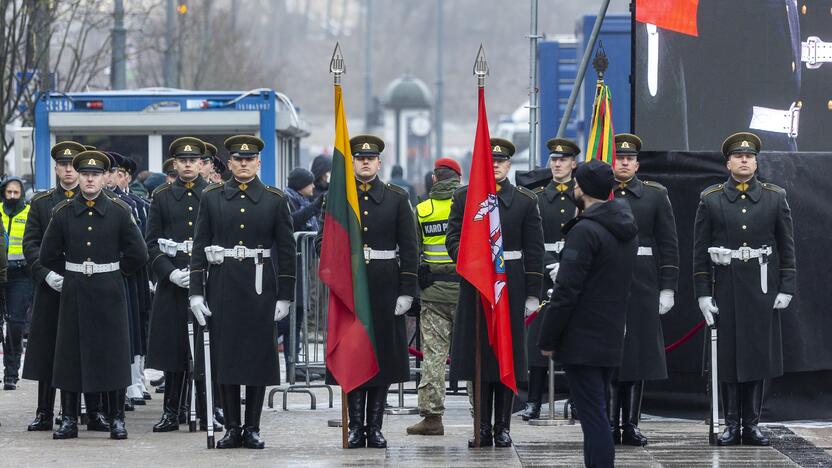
[406,158,462,436]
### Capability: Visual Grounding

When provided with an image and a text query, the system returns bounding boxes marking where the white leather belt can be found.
[749,103,800,137]
[65,261,120,276]
[638,247,653,256]
[159,238,193,257]
[731,246,773,294]
[205,245,271,295]
[222,247,271,260]
[363,248,397,261]
[504,251,523,261]
[801,36,832,69]
[544,241,564,254]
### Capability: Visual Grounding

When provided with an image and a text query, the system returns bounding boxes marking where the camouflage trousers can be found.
[417,300,455,416]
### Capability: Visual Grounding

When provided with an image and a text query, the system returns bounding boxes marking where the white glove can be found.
[394,295,413,316]
[189,295,211,326]
[698,296,719,326]
[524,296,540,317]
[545,263,560,284]
[773,293,793,310]
[707,247,732,266]
[659,289,675,315]
[168,268,190,289]
[45,271,64,292]
[149,281,156,294]
[275,300,291,321]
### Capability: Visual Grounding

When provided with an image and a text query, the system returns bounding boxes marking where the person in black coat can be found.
[538,159,638,468]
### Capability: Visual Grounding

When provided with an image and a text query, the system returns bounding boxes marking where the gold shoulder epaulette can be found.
[111,197,132,213]
[533,186,545,193]
[265,186,285,198]
[203,182,222,192]
[152,183,171,197]
[385,183,407,196]
[761,182,785,194]
[31,188,55,202]
[642,180,667,191]
[701,184,724,198]
[516,185,538,200]
[51,198,72,215]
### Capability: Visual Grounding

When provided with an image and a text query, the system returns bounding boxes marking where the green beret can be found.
[51,141,86,162]
[721,132,761,159]
[546,138,581,158]
[350,134,385,157]
[490,138,516,160]
[614,133,643,156]
[72,150,111,173]
[224,135,264,157]
[169,137,205,158]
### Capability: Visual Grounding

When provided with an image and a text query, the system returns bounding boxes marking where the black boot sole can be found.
[152,425,180,432]
[110,433,128,440]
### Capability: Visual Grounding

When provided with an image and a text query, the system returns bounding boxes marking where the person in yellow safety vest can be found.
[0,176,28,390]
[406,157,462,436]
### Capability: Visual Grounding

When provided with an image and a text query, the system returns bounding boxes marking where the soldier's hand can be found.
[698,296,719,326]
[773,293,793,310]
[541,349,553,358]
[45,271,64,292]
[189,295,211,326]
[545,263,560,283]
[394,295,413,316]
[524,296,540,317]
[169,268,190,289]
[659,289,675,315]
[274,300,291,321]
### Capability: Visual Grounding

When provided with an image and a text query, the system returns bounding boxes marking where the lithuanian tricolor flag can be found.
[318,84,379,393]
[585,81,616,166]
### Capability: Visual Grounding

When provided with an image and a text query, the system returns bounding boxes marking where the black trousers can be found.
[564,365,615,468]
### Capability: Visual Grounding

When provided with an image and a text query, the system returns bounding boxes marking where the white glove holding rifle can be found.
[189,295,212,326]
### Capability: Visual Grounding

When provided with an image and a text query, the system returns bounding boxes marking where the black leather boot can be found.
[741,380,770,446]
[153,371,184,432]
[365,386,389,448]
[468,382,494,448]
[620,381,648,446]
[107,390,128,440]
[520,367,545,421]
[28,381,56,431]
[346,389,367,448]
[178,377,191,423]
[608,380,622,444]
[85,393,110,432]
[216,384,242,449]
[493,383,514,448]
[53,391,79,440]
[242,386,266,449]
[717,382,741,446]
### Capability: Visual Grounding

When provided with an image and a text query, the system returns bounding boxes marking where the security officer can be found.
[1,177,28,390]
[406,157,462,436]
[40,150,149,440]
[610,133,680,446]
[322,134,418,449]
[188,135,295,449]
[694,132,796,446]
[146,137,209,432]
[520,138,579,421]
[22,141,85,431]
[447,138,545,448]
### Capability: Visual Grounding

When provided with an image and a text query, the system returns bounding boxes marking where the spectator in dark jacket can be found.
[389,164,417,206]
[310,155,332,199]
[538,160,638,468]
[285,168,322,232]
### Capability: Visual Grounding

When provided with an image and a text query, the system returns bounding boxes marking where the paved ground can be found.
[1,375,831,467]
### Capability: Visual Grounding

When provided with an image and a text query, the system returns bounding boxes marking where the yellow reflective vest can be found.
[416,197,452,264]
[2,204,29,261]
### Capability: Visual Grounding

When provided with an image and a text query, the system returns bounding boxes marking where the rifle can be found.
[202,270,216,449]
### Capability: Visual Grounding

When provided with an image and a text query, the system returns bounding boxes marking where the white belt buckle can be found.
[806,36,822,69]
[738,246,752,262]
[363,246,371,261]
[82,261,95,276]
[788,103,801,138]
[233,245,247,261]
[183,240,193,254]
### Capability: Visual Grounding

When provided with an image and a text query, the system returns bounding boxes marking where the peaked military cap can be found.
[73,150,111,173]
[103,151,119,171]
[119,154,138,175]
[350,134,385,157]
[546,138,581,158]
[722,132,761,159]
[490,138,516,160]
[169,137,205,158]
[203,142,218,159]
[224,135,264,158]
[51,141,86,163]
[614,133,643,156]
[83,145,97,151]
[162,158,176,175]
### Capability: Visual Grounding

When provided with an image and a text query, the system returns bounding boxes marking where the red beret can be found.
[434,157,461,176]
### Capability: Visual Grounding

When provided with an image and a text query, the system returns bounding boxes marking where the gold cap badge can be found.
[362,142,371,150]
[555,145,563,152]
[741,140,750,148]
[88,159,97,165]
[621,142,630,149]
[241,143,249,151]
[63,148,72,155]
[493,145,502,152]
[184,144,192,152]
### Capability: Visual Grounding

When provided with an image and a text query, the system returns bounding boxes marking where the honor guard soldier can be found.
[22,141,92,432]
[407,157,463,436]
[188,135,296,449]
[520,138,580,421]
[694,132,796,446]
[322,135,418,449]
[609,134,679,446]
[447,138,545,448]
[40,150,149,440]
[200,142,217,181]
[163,158,178,184]
[146,137,210,432]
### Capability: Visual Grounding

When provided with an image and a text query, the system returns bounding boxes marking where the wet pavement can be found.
[0,376,830,467]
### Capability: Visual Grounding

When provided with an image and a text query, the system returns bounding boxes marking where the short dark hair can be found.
[433,167,459,181]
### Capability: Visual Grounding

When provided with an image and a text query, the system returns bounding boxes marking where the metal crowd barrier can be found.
[268,231,333,410]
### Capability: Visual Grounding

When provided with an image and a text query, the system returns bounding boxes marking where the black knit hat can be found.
[287,168,315,191]
[311,154,332,180]
[575,159,614,200]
